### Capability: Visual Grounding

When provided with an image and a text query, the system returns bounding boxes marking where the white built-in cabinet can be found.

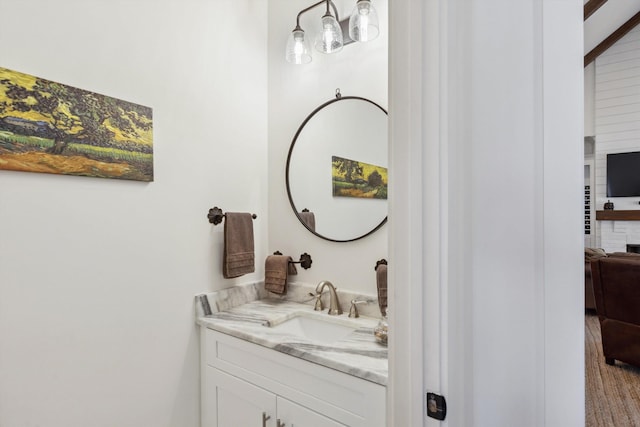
[277,395,345,427]
[201,328,385,427]
[209,368,344,426]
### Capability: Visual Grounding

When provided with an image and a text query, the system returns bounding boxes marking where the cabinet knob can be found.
[262,412,271,427]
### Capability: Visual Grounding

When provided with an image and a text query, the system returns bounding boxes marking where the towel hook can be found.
[273,251,313,270]
[207,206,257,225]
[375,259,387,271]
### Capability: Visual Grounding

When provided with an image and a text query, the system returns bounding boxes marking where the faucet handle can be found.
[308,292,324,311]
[348,299,368,318]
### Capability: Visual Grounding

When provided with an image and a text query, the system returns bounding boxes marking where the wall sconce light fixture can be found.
[286,0,379,64]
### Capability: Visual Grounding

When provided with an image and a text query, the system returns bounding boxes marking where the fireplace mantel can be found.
[596,210,640,221]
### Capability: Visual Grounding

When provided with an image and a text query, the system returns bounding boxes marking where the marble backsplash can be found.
[196,281,384,319]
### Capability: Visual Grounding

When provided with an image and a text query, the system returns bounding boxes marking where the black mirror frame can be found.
[285,95,388,243]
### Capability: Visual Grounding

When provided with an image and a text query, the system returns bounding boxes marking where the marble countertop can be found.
[197,293,388,386]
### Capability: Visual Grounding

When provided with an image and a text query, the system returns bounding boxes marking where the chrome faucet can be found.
[348,299,367,318]
[315,281,342,315]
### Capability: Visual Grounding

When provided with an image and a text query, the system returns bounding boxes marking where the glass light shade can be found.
[349,0,379,42]
[286,29,312,64]
[315,14,343,54]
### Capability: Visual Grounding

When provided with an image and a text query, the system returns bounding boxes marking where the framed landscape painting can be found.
[0,67,153,181]
[332,155,388,199]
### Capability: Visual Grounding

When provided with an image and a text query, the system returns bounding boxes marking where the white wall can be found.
[585,63,596,136]
[594,26,640,251]
[267,0,388,295]
[0,1,267,426]
[455,1,584,424]
[464,1,584,422]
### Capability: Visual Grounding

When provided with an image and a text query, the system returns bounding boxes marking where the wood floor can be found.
[586,312,640,426]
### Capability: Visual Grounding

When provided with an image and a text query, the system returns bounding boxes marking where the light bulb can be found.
[286,28,312,64]
[315,14,343,54]
[349,0,379,42]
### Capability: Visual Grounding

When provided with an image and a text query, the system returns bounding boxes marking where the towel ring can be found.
[273,251,313,270]
[208,206,257,225]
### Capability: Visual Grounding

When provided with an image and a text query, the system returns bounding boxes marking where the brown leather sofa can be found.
[591,256,640,367]
[585,263,596,310]
[585,248,607,310]
[584,249,640,309]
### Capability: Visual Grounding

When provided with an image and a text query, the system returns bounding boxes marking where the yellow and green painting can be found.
[332,155,388,199]
[0,67,153,181]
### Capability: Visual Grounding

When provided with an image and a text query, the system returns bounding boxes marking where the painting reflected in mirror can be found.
[332,155,388,200]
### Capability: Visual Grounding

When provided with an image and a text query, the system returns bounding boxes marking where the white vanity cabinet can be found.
[201,328,386,427]
[277,396,346,427]
[208,367,344,427]
[207,367,276,426]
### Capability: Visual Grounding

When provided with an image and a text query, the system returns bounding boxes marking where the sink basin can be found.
[270,314,357,344]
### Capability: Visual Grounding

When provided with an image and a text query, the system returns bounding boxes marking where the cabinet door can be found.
[277,397,347,427]
[206,367,277,427]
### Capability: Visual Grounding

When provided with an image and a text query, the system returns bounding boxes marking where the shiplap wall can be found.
[595,26,640,251]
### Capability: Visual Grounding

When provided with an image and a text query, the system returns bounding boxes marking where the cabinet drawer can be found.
[203,328,385,427]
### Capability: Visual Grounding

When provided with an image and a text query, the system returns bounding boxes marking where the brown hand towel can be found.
[376,263,388,316]
[299,211,316,232]
[265,255,296,294]
[223,212,255,279]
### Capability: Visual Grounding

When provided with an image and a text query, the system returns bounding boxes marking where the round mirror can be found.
[286,94,388,242]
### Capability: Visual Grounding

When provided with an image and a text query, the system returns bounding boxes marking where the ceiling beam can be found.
[585,10,640,67]
[584,0,608,21]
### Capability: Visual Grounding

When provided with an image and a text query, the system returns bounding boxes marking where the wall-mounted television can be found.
[607,151,640,197]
